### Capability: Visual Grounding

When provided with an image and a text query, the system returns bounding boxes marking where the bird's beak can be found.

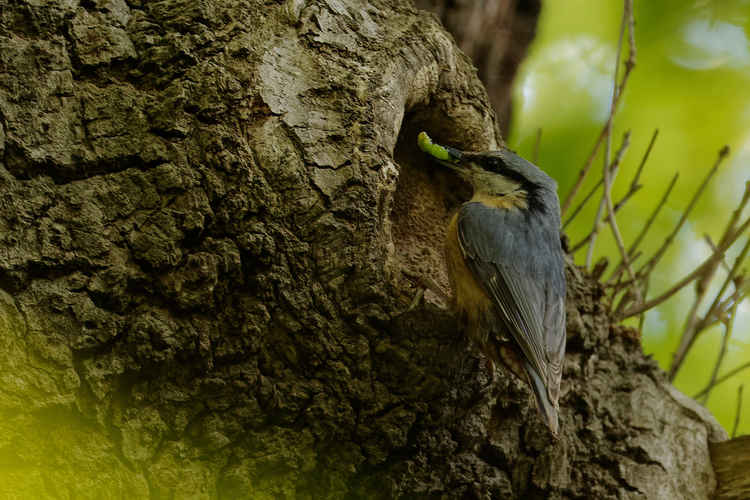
[417,132,463,167]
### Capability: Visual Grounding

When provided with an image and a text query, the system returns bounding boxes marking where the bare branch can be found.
[703,235,732,273]
[561,132,607,217]
[585,132,631,268]
[612,286,636,318]
[602,132,641,302]
[605,171,680,290]
[584,3,632,269]
[668,182,748,379]
[702,183,750,311]
[570,131,630,253]
[624,0,636,73]
[561,0,636,216]
[698,236,750,333]
[700,279,750,331]
[627,172,679,257]
[533,128,542,164]
[607,250,643,294]
[598,131,660,288]
[569,129,658,233]
[585,186,612,268]
[732,385,744,439]
[695,361,750,400]
[700,300,740,405]
[563,177,603,230]
[562,134,607,217]
[672,288,713,383]
[636,146,730,280]
[619,214,750,319]
[613,129,658,213]
[637,280,650,336]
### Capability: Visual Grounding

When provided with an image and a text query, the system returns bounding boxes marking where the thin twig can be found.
[561,0,636,216]
[613,287,636,318]
[625,0,637,74]
[585,184,613,265]
[600,131,660,287]
[563,178,604,229]
[698,235,750,333]
[700,182,750,318]
[627,172,679,257]
[668,181,748,379]
[700,279,750,331]
[732,385,744,438]
[568,129,658,232]
[533,128,542,164]
[695,361,750,399]
[585,132,631,268]
[619,214,750,319]
[602,131,641,302]
[570,133,630,253]
[561,131,608,217]
[636,146,730,281]
[607,250,643,293]
[584,2,631,270]
[637,280,650,336]
[613,129,658,213]
[703,235,732,273]
[671,289,711,383]
[715,277,750,317]
[561,129,610,217]
[606,171,680,289]
[700,300,740,405]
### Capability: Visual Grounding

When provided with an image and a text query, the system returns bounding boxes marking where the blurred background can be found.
[507,0,750,435]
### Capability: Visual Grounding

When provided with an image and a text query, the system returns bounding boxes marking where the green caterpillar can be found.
[417,131,452,161]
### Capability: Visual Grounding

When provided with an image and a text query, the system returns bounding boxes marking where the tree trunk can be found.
[414,0,541,133]
[0,1,727,498]
[711,436,750,500]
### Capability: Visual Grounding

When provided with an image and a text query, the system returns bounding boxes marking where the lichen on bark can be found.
[0,0,726,498]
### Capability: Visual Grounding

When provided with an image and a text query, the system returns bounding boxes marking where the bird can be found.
[417,131,567,436]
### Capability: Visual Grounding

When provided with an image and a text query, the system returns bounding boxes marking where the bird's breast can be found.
[445,210,492,341]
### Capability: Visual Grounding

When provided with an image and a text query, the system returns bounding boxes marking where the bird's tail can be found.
[524,362,559,437]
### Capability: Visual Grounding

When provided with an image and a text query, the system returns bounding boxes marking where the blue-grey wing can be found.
[456,201,566,397]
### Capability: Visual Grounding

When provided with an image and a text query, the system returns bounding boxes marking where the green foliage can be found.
[509,0,750,435]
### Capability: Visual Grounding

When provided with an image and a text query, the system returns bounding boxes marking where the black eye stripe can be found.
[498,166,527,184]
[477,157,535,187]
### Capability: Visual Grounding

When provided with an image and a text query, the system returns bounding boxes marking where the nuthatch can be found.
[418,132,566,436]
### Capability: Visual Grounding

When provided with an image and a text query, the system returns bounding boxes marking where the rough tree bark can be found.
[0,0,727,498]
[711,436,750,500]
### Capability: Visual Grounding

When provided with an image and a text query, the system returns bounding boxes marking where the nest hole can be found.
[389,107,474,305]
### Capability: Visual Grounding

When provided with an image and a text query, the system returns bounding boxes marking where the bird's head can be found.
[417,131,557,198]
